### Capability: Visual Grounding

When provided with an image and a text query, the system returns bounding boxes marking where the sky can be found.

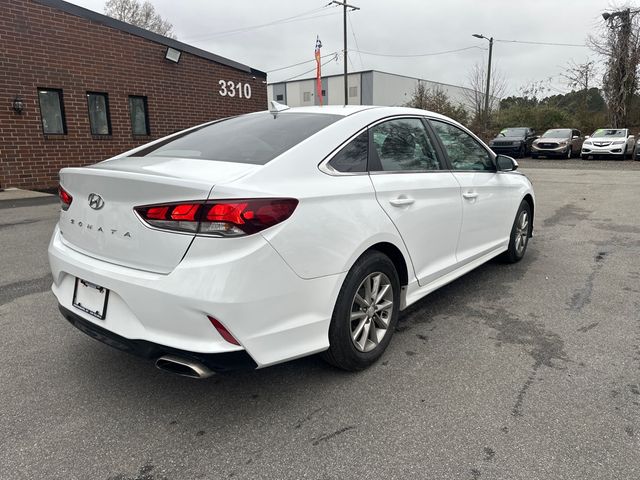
[66,0,628,97]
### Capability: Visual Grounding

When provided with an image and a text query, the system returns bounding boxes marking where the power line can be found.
[495,39,587,47]
[280,54,340,82]
[347,11,364,68]
[266,52,340,73]
[353,45,486,58]
[181,6,339,41]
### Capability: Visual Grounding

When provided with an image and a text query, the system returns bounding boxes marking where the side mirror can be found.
[585,135,590,140]
[496,154,518,172]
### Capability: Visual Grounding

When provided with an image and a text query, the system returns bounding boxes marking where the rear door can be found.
[429,119,521,264]
[367,117,462,286]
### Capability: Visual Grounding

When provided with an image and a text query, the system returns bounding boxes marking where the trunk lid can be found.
[58,157,258,273]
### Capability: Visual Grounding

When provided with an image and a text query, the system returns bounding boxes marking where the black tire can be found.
[322,251,400,371]
[500,200,532,264]
[517,144,525,158]
[581,154,589,160]
[531,153,538,159]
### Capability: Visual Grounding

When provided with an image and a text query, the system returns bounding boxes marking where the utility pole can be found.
[602,8,637,127]
[484,37,493,128]
[472,33,494,130]
[331,0,359,105]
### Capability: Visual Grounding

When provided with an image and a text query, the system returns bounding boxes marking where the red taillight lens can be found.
[134,203,202,232]
[201,198,298,236]
[208,316,240,345]
[58,185,73,211]
[134,198,298,236]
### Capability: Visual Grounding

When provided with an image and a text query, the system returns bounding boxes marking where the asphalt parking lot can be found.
[1,159,639,480]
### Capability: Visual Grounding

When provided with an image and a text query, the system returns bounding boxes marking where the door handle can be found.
[462,191,478,200]
[389,196,415,207]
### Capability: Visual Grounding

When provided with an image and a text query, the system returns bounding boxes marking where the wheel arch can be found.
[359,242,410,288]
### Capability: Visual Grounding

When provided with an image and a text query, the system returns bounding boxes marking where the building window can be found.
[128,96,150,135]
[349,86,358,97]
[321,90,326,97]
[37,88,66,135]
[276,94,284,101]
[303,91,312,102]
[87,92,111,135]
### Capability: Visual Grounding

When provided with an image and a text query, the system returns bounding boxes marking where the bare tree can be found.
[560,60,598,114]
[463,62,506,123]
[588,6,640,127]
[405,82,469,124]
[560,60,597,91]
[104,0,177,39]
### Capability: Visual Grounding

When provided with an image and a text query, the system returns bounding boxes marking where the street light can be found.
[472,33,494,130]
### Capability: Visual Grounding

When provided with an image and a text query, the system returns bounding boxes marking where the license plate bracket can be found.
[72,278,109,320]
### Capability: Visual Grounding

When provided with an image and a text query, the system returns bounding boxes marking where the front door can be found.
[429,119,520,264]
[367,117,462,286]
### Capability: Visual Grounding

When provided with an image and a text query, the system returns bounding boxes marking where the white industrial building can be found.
[268,70,485,110]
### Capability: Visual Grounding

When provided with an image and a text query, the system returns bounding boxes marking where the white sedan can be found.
[49,105,535,377]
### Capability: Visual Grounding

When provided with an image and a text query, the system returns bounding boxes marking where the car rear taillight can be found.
[201,198,298,236]
[134,203,202,232]
[58,185,73,211]
[134,198,298,236]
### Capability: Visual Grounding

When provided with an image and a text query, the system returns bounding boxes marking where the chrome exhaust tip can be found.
[155,355,215,379]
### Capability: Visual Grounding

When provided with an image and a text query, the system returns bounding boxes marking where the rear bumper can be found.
[59,304,257,371]
[49,226,343,368]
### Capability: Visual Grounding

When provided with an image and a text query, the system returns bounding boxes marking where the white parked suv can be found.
[581,128,635,160]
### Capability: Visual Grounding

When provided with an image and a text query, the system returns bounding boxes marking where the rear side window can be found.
[327,131,368,173]
[132,112,341,165]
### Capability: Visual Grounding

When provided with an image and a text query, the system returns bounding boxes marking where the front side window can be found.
[37,89,66,135]
[131,112,341,165]
[430,120,494,171]
[87,92,111,135]
[370,118,440,172]
[128,96,149,135]
[327,131,368,173]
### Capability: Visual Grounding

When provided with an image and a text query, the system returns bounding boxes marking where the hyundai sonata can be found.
[49,105,535,377]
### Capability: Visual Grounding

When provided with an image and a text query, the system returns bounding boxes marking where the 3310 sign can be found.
[218,80,252,99]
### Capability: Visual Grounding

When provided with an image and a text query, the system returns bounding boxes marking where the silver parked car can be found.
[531,129,583,159]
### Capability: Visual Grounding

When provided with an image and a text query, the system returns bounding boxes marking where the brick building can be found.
[0,0,267,190]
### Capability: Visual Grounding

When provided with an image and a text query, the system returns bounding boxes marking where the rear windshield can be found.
[130,112,342,164]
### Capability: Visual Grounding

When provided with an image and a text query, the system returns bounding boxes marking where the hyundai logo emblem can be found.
[88,193,105,210]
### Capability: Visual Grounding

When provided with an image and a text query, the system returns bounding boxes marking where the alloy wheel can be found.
[514,210,529,256]
[350,272,394,352]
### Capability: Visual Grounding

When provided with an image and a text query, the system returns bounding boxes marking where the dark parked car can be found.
[488,127,537,158]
